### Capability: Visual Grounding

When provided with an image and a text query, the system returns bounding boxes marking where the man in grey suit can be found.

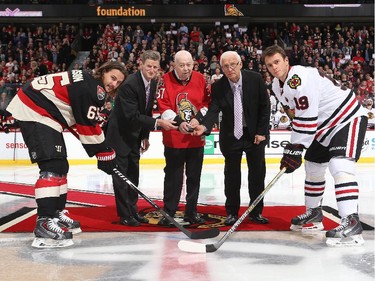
[192,51,270,226]
[106,50,177,226]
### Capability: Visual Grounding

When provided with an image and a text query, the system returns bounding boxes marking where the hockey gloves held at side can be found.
[281,143,304,173]
[96,147,117,175]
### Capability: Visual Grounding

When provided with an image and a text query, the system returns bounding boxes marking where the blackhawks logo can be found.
[287,74,301,89]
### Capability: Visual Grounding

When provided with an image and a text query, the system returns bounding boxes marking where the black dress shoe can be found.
[249,214,269,224]
[224,214,238,226]
[183,212,206,224]
[134,213,149,223]
[120,216,140,226]
[157,217,174,227]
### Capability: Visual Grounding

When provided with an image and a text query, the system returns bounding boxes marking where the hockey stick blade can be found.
[177,168,286,253]
[113,168,220,239]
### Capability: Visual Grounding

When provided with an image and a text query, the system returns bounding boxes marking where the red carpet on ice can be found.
[0,181,341,233]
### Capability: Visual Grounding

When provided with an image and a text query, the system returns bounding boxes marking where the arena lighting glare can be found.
[304,4,362,8]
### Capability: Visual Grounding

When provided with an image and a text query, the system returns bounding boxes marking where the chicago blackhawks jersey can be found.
[272,66,367,148]
[157,71,210,148]
[6,70,108,156]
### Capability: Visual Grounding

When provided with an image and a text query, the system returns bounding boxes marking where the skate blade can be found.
[325,235,365,247]
[301,222,324,236]
[290,222,324,233]
[32,238,74,248]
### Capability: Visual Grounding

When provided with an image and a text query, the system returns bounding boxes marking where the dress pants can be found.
[111,146,140,218]
[163,146,204,217]
[220,130,267,216]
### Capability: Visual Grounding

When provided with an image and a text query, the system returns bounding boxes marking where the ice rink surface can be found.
[0,163,374,281]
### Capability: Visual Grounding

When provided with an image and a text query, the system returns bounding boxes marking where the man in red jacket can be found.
[157,50,211,226]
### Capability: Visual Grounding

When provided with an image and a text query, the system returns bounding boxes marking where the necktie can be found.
[145,83,150,109]
[233,84,243,140]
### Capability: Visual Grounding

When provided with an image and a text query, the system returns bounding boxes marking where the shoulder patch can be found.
[287,74,301,89]
[97,85,106,100]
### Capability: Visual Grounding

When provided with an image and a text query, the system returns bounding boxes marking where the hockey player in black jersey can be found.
[6,61,126,248]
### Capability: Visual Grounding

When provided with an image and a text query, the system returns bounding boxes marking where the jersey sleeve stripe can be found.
[75,123,105,145]
[293,116,318,121]
[292,121,318,128]
[292,128,316,135]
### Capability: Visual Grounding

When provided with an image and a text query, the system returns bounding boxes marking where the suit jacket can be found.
[106,71,156,156]
[202,70,270,143]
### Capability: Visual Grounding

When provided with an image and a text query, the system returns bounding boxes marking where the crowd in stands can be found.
[0,20,374,132]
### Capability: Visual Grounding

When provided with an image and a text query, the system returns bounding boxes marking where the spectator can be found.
[99,100,113,128]
[210,67,223,83]
[352,50,365,65]
[365,99,375,129]
[272,106,291,130]
[0,91,10,111]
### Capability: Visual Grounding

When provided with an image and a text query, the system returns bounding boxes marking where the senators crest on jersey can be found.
[97,85,106,100]
[287,74,301,89]
[176,92,197,123]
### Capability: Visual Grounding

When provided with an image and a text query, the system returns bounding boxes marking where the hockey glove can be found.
[96,147,117,175]
[280,143,304,173]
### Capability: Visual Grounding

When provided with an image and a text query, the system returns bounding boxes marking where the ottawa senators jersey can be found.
[6,70,107,156]
[157,70,210,148]
[272,66,367,148]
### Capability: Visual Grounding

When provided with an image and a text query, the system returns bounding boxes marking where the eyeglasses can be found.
[221,61,240,71]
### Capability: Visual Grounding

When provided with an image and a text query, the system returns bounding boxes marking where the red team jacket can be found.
[157,71,211,149]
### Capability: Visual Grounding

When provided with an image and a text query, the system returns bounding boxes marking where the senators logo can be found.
[176,92,197,122]
[224,4,244,16]
[140,208,227,229]
[287,74,301,89]
[97,85,106,101]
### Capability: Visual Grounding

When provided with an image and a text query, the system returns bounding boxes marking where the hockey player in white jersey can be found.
[263,45,368,246]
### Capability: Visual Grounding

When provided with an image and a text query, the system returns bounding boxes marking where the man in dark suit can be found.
[106,50,177,226]
[191,51,270,226]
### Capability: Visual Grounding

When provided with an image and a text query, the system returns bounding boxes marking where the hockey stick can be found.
[178,168,286,253]
[64,126,219,239]
[112,168,220,239]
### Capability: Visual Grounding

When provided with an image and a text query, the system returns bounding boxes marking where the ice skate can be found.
[57,210,82,234]
[290,207,324,234]
[32,217,73,248]
[325,213,364,247]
